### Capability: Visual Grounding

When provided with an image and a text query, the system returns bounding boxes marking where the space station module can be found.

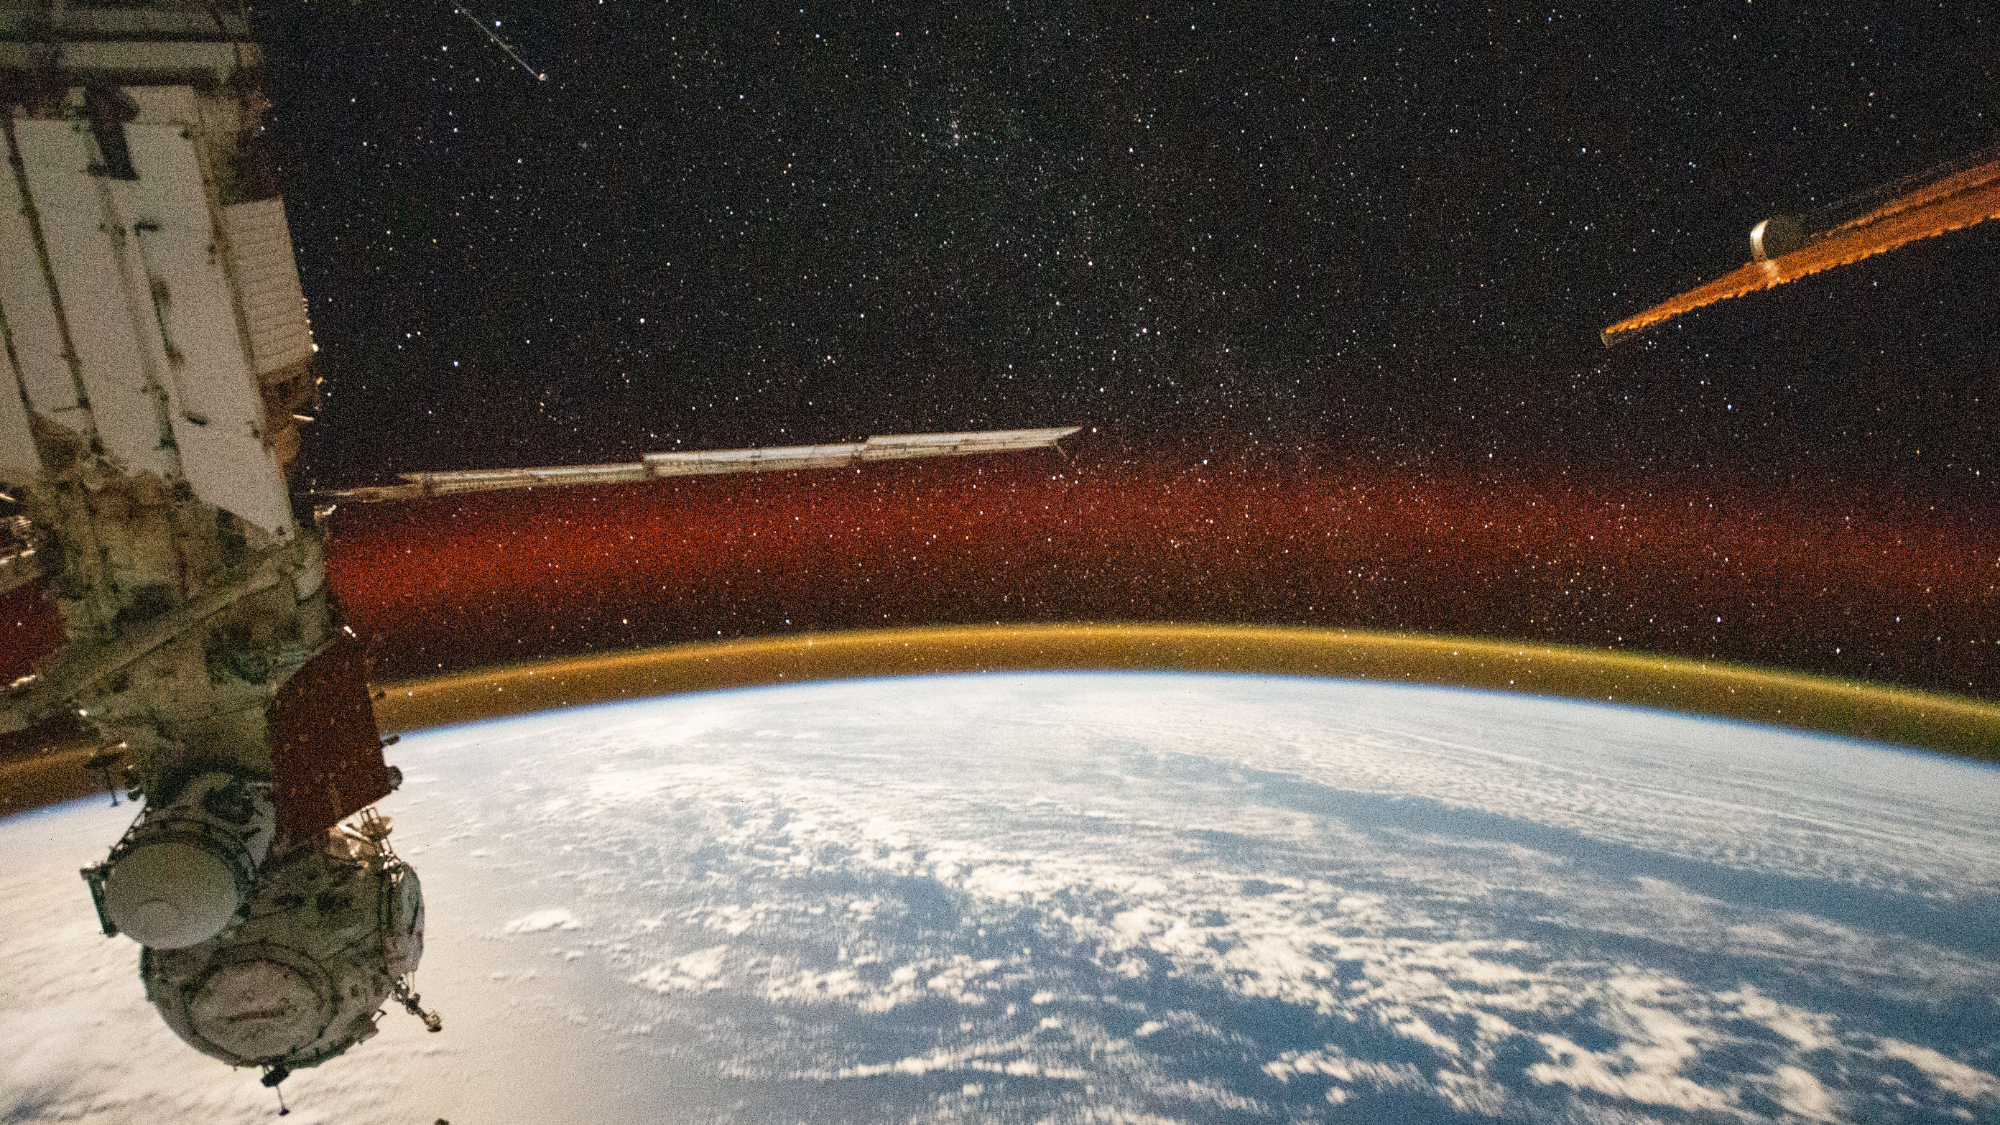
[0,0,437,1084]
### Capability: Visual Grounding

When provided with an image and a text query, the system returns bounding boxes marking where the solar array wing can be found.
[316,426,1082,502]
[858,428,1083,459]
[1,120,309,535]
[1601,155,2000,347]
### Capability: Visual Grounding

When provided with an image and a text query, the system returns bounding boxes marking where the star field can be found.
[14,2,1994,701]
[267,2,1996,478]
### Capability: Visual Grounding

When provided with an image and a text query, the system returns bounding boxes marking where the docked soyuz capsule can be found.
[142,817,436,1075]
[1749,215,1806,262]
[83,772,276,949]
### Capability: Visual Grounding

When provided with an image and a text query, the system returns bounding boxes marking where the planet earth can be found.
[3,671,1998,1123]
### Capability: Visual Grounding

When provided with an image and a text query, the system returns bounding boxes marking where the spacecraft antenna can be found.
[82,745,127,806]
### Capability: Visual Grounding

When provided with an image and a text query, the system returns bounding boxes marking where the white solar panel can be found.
[395,462,654,495]
[0,360,36,486]
[322,427,1080,501]
[14,120,175,478]
[642,443,862,477]
[126,125,293,537]
[0,127,83,425]
[858,427,1081,460]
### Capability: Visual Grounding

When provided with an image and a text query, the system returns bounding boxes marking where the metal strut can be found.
[261,1063,291,1116]
[394,977,444,1033]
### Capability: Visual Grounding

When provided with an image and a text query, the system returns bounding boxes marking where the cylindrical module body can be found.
[91,771,275,949]
[141,838,425,1070]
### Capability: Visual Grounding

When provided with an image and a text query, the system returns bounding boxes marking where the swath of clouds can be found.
[502,908,583,934]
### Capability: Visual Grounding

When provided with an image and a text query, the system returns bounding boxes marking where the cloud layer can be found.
[6,673,1997,1123]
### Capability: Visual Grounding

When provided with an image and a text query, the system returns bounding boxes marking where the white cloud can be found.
[630,944,729,994]
[1871,1039,2000,1103]
[1771,1065,1839,1121]
[502,908,583,934]
[16,674,1996,1123]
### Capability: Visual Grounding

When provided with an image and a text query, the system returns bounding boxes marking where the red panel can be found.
[269,631,389,847]
[0,580,65,685]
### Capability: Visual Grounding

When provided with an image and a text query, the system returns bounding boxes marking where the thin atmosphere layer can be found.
[375,624,2000,763]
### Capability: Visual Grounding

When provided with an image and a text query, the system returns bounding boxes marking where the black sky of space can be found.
[258,2,1995,508]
